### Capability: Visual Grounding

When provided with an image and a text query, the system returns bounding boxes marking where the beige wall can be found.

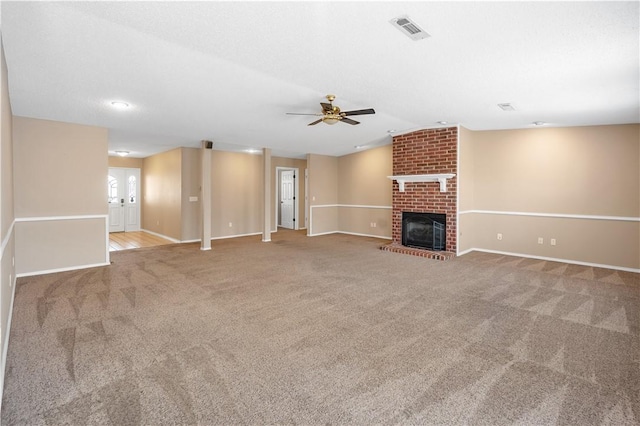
[459,124,640,270]
[12,117,108,275]
[307,153,338,235]
[108,156,143,169]
[1,39,16,393]
[181,148,201,241]
[211,151,262,237]
[272,156,307,231]
[337,145,392,238]
[142,148,182,240]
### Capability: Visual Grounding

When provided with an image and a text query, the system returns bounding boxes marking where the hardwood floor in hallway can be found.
[109,231,175,252]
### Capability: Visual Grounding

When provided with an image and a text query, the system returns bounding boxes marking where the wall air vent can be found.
[389,15,431,41]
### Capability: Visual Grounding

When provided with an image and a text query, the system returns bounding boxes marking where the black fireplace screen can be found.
[402,212,446,251]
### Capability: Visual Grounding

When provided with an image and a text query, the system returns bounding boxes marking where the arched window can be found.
[128,175,137,203]
[108,175,118,203]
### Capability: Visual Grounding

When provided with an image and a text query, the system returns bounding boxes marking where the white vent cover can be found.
[389,15,431,41]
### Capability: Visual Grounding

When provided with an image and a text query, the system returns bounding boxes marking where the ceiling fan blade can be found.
[320,102,333,112]
[341,117,360,125]
[342,108,375,116]
[308,119,323,126]
[286,112,323,116]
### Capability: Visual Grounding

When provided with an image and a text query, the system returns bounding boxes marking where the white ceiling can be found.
[1,1,638,159]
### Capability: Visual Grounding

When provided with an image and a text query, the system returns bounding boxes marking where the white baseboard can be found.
[307,230,392,240]
[338,231,392,240]
[16,262,111,278]
[140,229,181,243]
[211,232,262,241]
[459,248,640,273]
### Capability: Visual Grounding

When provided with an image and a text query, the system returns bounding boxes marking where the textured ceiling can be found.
[1,1,638,158]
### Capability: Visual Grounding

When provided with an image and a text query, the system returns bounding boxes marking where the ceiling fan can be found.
[286,95,375,126]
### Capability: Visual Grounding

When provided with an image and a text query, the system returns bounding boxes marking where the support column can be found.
[200,140,212,250]
[262,148,271,242]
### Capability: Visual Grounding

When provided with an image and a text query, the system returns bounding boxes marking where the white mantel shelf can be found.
[388,174,456,193]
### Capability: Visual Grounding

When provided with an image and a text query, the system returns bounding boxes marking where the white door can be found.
[108,168,141,233]
[108,168,125,232]
[280,170,295,229]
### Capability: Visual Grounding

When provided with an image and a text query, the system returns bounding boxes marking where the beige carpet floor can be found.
[2,230,639,425]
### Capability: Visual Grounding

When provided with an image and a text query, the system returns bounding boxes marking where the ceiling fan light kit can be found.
[286,94,375,126]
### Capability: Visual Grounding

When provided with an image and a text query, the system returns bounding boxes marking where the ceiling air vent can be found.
[389,15,431,41]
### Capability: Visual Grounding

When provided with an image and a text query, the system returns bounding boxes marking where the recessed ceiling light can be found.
[115,151,129,157]
[438,121,448,125]
[498,103,515,111]
[387,129,396,133]
[354,145,364,149]
[533,121,546,126]
[245,149,260,154]
[110,101,130,108]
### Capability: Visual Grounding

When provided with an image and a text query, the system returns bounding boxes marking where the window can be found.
[108,175,118,203]
[128,175,137,203]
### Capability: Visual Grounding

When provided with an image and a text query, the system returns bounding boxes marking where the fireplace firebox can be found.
[402,212,446,251]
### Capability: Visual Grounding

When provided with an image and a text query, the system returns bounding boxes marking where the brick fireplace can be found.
[381,127,458,260]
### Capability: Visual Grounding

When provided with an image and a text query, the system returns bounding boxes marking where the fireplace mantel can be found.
[388,174,456,192]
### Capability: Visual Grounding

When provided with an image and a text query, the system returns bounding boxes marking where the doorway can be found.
[108,167,141,233]
[276,167,299,230]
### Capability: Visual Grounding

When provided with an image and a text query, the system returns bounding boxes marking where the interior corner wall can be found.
[271,156,307,231]
[460,124,640,270]
[142,148,182,240]
[457,126,475,253]
[1,37,16,401]
[210,151,262,238]
[337,145,393,239]
[307,153,338,235]
[181,147,201,241]
[13,117,109,275]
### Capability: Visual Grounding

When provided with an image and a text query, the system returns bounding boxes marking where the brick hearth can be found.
[381,127,458,260]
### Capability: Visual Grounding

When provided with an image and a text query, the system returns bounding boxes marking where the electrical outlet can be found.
[497,233,503,240]
[156,220,160,226]
[550,238,557,246]
[373,222,377,228]
[538,237,544,244]
[228,222,233,227]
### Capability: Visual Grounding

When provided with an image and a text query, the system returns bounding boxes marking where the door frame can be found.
[275,167,299,231]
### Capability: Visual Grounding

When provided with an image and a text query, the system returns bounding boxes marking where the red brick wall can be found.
[392,127,457,253]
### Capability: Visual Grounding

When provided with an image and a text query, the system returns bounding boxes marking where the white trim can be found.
[459,248,640,273]
[307,230,339,237]
[262,238,271,242]
[1,220,15,257]
[458,210,640,222]
[200,247,211,251]
[16,262,111,278]
[211,232,262,241]
[0,268,17,413]
[181,238,201,244]
[16,214,109,222]
[339,231,392,240]
[140,229,181,243]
